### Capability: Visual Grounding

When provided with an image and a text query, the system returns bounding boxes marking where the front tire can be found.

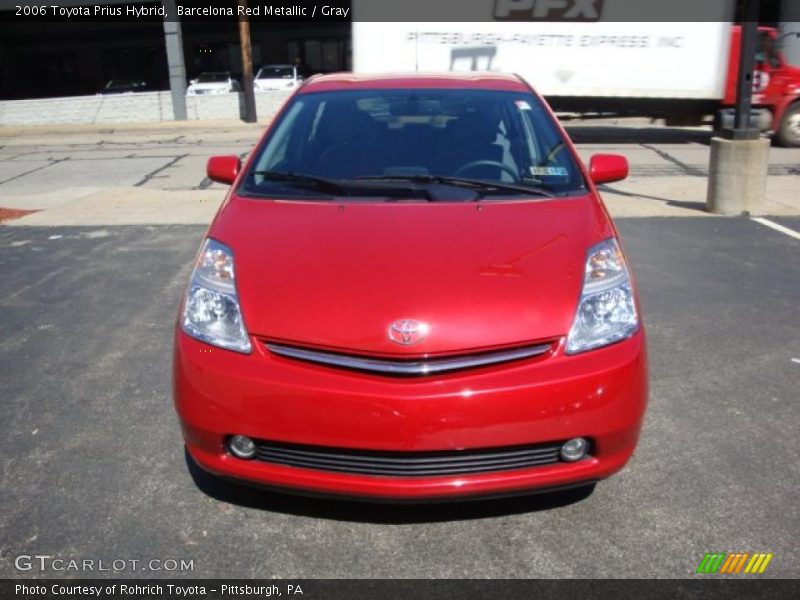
[775,102,800,147]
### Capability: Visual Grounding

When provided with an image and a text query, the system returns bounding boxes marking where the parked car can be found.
[186,72,240,96]
[254,64,304,91]
[99,78,151,94]
[174,73,648,501]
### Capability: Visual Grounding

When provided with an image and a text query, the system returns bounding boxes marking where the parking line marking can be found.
[751,217,800,240]
[792,358,800,365]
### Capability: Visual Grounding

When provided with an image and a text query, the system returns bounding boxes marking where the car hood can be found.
[211,195,614,356]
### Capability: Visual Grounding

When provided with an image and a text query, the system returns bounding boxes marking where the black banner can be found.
[3,580,800,600]
[0,1,351,23]
[0,0,754,23]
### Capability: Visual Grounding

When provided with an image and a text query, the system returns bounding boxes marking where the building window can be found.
[288,37,349,75]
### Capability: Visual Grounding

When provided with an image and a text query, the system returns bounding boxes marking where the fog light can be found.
[228,435,256,459]
[560,437,588,462]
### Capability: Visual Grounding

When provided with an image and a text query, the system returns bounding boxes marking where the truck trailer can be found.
[352,19,800,146]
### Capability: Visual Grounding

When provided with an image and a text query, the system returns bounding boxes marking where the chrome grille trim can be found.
[265,342,552,375]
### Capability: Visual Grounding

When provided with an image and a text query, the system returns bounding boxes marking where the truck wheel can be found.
[776,102,800,147]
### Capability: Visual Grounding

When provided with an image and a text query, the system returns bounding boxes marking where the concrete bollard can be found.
[706,137,770,216]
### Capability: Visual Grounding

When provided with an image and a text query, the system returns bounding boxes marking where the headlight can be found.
[181,238,251,353]
[565,238,638,354]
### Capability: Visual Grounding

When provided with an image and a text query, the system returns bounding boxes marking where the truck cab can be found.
[723,26,800,146]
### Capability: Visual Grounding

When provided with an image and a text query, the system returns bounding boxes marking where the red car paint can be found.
[174,73,648,501]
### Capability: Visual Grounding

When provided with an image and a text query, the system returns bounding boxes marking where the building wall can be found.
[0,91,292,126]
[0,17,350,101]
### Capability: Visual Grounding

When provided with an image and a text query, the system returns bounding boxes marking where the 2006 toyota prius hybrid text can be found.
[173,73,647,501]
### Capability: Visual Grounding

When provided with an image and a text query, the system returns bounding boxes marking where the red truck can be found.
[557,25,800,146]
[717,26,800,146]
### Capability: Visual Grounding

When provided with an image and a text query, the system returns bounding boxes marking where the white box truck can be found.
[351,1,800,145]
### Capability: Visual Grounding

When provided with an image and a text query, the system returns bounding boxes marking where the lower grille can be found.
[251,439,565,477]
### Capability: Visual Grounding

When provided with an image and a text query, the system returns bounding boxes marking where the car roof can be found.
[299,72,530,93]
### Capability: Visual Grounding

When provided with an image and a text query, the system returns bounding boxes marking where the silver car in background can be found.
[254,64,303,91]
[187,72,241,96]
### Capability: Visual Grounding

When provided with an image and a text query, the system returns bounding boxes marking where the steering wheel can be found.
[453,160,519,181]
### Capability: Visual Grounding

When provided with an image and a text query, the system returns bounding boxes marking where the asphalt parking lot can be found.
[0,122,798,579]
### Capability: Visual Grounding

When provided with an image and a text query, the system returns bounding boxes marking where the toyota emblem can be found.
[388,319,429,345]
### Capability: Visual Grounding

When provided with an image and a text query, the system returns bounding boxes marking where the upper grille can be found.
[251,439,565,477]
[265,341,552,376]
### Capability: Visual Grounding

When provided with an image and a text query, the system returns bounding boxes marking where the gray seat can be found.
[313,107,389,179]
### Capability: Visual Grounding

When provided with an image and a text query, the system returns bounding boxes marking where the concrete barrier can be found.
[0,91,292,126]
[706,137,770,216]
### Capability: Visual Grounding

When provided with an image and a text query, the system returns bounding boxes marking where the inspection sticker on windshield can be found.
[530,166,568,177]
[515,100,532,110]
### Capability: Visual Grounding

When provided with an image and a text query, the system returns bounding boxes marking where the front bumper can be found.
[174,330,647,500]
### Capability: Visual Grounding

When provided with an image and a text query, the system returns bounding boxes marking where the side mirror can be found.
[207,155,241,185]
[589,154,629,185]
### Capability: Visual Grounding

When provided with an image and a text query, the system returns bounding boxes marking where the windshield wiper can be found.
[355,174,556,198]
[250,171,344,194]
[250,170,432,200]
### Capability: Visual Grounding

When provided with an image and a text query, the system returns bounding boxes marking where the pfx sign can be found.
[493,0,605,21]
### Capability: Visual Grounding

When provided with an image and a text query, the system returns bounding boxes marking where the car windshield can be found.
[257,66,294,79]
[196,73,229,83]
[243,88,586,200]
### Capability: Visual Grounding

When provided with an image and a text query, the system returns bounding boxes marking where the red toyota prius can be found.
[174,73,647,501]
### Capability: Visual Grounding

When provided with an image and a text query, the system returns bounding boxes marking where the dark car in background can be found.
[99,78,153,94]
